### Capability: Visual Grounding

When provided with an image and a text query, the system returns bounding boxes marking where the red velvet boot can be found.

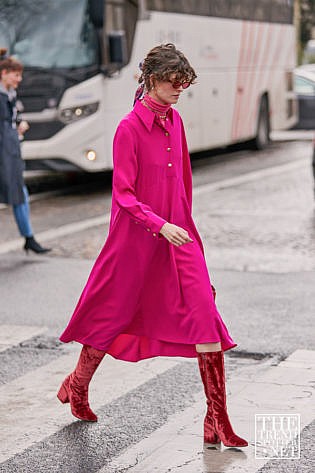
[57,345,105,422]
[198,354,221,446]
[196,284,220,446]
[198,351,248,448]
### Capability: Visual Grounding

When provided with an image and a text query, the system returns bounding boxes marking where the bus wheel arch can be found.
[251,93,270,150]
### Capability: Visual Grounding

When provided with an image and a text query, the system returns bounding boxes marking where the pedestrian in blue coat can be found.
[0,48,50,254]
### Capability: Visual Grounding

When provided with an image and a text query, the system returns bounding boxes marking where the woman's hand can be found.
[160,222,193,246]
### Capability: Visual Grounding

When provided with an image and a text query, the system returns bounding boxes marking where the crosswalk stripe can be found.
[0,325,47,352]
[0,345,179,463]
[102,349,315,473]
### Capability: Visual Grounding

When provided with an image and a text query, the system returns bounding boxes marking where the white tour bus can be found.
[0,0,297,172]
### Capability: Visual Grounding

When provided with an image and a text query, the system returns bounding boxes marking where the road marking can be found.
[0,325,47,352]
[0,159,305,255]
[193,159,306,197]
[103,349,315,473]
[0,346,179,463]
[271,130,314,141]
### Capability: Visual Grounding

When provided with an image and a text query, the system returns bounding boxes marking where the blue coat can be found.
[0,87,24,205]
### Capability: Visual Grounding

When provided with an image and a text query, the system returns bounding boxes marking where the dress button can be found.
[147,228,151,232]
[153,233,157,237]
[165,132,169,136]
[167,147,171,152]
[168,162,172,167]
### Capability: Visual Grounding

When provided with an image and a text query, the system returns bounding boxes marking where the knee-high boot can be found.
[57,345,105,422]
[197,353,221,446]
[197,351,248,447]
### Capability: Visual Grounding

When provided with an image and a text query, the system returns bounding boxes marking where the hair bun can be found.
[0,47,8,60]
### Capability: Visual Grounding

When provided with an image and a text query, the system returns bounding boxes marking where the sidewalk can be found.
[271,130,314,142]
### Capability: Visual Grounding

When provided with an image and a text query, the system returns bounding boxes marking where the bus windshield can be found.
[0,0,99,68]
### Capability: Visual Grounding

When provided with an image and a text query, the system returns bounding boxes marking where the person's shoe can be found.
[197,353,220,447]
[198,351,248,448]
[57,345,106,422]
[24,236,51,254]
[57,373,98,422]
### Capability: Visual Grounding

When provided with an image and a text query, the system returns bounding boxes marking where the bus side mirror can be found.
[108,31,128,67]
[88,0,104,28]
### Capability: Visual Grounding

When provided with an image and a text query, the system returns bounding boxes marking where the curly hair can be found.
[0,48,23,78]
[138,43,197,90]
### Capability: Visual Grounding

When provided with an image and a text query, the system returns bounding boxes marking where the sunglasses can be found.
[168,79,191,89]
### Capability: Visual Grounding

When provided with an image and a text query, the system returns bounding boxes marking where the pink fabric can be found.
[142,93,171,115]
[60,101,237,361]
[142,94,171,127]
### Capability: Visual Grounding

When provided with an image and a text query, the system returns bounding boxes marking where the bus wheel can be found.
[251,96,270,150]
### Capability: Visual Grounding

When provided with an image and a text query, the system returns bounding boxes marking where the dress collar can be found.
[133,99,174,132]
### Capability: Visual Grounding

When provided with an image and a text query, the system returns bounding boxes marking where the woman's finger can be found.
[174,233,187,244]
[176,230,192,243]
[170,237,182,245]
[170,235,188,246]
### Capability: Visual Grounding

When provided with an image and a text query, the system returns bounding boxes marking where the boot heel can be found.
[57,384,69,403]
[204,429,221,448]
[204,441,221,450]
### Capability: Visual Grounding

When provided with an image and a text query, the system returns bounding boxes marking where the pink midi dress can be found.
[60,100,237,361]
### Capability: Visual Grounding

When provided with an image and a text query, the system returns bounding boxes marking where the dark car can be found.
[294,65,315,129]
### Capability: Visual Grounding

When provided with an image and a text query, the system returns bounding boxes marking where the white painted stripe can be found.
[103,349,315,473]
[0,159,305,255]
[0,325,47,352]
[271,130,314,141]
[0,347,179,463]
[193,159,305,197]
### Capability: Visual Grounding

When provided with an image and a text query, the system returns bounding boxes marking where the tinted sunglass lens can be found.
[172,81,181,89]
[182,82,190,89]
[169,80,191,89]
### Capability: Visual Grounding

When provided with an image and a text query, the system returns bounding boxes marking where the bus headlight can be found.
[59,102,99,124]
[85,150,97,161]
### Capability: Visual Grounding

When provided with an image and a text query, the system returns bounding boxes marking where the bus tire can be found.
[251,95,270,150]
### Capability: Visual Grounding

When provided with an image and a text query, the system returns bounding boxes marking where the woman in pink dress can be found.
[58,43,247,448]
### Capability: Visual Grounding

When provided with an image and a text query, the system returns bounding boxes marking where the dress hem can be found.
[60,336,237,362]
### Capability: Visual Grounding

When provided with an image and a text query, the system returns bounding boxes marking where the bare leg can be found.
[196,342,221,352]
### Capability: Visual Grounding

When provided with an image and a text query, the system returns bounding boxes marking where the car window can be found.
[294,76,315,96]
